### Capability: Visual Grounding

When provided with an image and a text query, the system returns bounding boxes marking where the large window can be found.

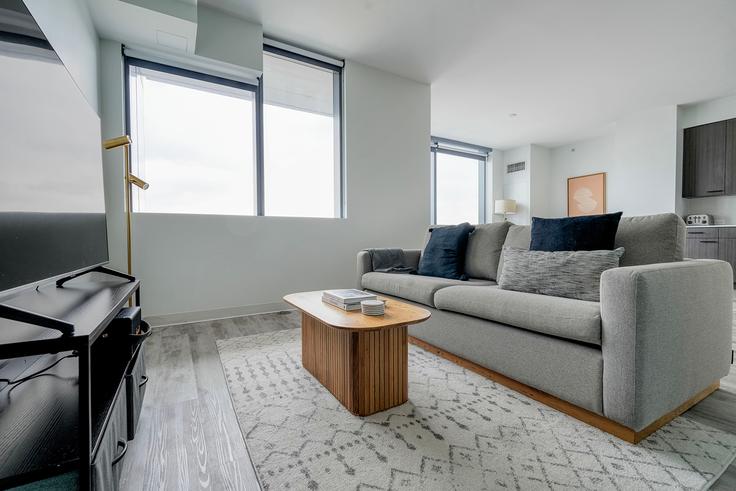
[431,138,490,225]
[125,44,343,218]
[263,48,342,218]
[127,59,258,215]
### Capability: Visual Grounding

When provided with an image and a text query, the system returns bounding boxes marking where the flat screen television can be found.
[0,1,108,297]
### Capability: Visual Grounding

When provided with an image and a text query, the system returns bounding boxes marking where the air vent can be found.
[507,161,525,173]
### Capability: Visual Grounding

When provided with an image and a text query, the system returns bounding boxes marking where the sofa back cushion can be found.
[417,223,474,280]
[496,224,532,279]
[530,212,622,251]
[464,222,511,280]
[614,213,685,266]
[497,213,686,276]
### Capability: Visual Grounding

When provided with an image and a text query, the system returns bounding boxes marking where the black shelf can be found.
[0,353,80,486]
[0,273,141,489]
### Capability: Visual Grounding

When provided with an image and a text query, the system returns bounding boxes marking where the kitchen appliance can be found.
[685,214,713,226]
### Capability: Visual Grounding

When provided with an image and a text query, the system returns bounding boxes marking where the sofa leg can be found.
[408,336,719,444]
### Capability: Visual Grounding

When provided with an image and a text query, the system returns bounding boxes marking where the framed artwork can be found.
[567,172,606,217]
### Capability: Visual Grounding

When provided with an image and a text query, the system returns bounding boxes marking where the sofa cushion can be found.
[434,285,602,345]
[498,247,625,302]
[496,224,532,279]
[464,222,511,281]
[418,223,474,280]
[530,212,622,252]
[496,213,686,274]
[615,213,685,266]
[361,272,493,307]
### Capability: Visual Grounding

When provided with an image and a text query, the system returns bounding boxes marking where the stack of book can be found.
[322,289,377,311]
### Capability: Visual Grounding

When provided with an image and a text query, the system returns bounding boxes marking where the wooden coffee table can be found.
[283,291,430,416]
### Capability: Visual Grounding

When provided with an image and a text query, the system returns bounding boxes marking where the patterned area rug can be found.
[217,329,736,490]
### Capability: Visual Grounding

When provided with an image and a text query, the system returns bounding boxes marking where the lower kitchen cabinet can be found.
[686,227,736,279]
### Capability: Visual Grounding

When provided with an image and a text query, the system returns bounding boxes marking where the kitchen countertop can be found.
[686,224,736,228]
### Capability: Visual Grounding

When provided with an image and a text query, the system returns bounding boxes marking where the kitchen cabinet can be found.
[726,119,736,195]
[686,237,719,260]
[686,227,736,279]
[683,121,727,198]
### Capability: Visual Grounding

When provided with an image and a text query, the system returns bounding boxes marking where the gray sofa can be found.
[357,213,733,435]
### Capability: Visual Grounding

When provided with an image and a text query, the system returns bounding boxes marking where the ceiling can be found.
[198,0,736,149]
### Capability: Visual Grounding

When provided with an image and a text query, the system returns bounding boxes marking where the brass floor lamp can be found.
[103,135,149,277]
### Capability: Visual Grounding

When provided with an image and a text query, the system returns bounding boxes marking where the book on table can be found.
[322,289,376,303]
[322,289,376,310]
[322,295,363,311]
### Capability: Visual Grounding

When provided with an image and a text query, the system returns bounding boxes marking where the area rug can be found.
[217,328,736,490]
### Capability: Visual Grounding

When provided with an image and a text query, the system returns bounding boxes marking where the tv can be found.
[0,1,108,297]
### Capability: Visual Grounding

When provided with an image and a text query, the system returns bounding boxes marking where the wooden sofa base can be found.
[408,336,719,444]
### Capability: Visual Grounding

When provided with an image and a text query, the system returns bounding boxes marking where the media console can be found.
[0,272,147,490]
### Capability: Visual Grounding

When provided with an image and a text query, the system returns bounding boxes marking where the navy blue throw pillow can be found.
[530,212,623,252]
[418,223,475,280]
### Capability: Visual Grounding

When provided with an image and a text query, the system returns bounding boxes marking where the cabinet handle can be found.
[688,232,704,235]
[138,375,149,389]
[112,439,128,466]
[707,189,724,193]
[700,240,718,243]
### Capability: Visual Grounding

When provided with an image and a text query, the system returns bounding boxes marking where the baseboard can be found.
[145,301,291,328]
[408,335,719,444]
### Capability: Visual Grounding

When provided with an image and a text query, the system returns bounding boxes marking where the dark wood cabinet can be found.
[725,119,736,195]
[686,227,736,281]
[686,237,719,260]
[683,121,727,197]
[718,238,736,275]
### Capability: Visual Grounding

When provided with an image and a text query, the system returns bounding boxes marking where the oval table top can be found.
[283,290,431,331]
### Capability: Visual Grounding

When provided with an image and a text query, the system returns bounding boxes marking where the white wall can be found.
[547,105,678,217]
[24,0,100,113]
[549,135,616,217]
[501,145,531,224]
[100,53,431,318]
[529,144,553,218]
[195,6,263,71]
[99,40,127,272]
[679,94,736,224]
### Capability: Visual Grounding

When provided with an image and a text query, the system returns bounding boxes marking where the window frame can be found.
[430,137,491,225]
[123,45,345,218]
[124,56,260,215]
[262,44,345,218]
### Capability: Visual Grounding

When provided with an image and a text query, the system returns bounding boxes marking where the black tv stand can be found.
[56,265,135,288]
[0,273,143,490]
[0,303,74,335]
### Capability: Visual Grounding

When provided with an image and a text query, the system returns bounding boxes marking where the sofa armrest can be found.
[356,249,422,289]
[600,259,733,430]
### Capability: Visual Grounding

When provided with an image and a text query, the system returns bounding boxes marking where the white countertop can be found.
[686,224,736,228]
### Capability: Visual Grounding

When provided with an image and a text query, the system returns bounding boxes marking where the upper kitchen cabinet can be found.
[726,119,736,195]
[683,118,736,198]
[683,120,726,197]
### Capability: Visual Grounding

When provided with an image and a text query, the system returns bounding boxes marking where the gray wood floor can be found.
[120,311,736,491]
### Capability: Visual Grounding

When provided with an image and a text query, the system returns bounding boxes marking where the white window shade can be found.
[263,53,335,116]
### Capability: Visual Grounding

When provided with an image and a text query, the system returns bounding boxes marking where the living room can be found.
[0,0,735,490]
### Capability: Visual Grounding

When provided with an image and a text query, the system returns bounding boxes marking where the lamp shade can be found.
[494,199,517,215]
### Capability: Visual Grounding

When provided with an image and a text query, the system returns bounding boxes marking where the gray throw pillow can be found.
[498,247,625,302]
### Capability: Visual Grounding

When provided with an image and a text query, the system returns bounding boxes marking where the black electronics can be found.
[0,1,109,297]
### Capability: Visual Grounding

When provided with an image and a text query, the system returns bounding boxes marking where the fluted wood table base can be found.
[301,313,408,416]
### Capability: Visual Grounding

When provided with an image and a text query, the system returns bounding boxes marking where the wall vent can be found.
[507,161,525,173]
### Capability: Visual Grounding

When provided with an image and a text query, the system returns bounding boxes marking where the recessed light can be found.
[509,113,518,118]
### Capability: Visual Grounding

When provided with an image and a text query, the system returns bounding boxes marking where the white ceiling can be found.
[199,0,736,149]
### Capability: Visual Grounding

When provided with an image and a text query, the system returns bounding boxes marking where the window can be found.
[125,43,343,218]
[263,48,342,218]
[127,59,258,215]
[431,138,490,225]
